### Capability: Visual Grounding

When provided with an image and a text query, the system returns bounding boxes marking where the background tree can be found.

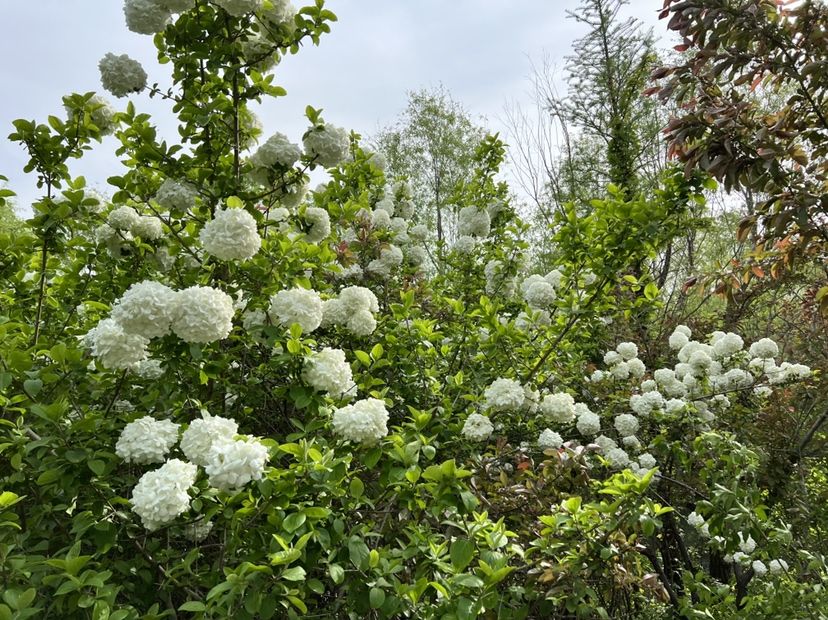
[373,86,487,255]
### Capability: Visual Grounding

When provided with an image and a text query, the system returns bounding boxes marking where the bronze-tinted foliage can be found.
[652,0,828,272]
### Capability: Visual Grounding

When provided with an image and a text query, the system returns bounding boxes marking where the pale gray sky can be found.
[0,1,668,214]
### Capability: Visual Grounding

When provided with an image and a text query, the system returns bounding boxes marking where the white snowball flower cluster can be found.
[457,206,491,238]
[111,280,179,338]
[374,196,395,215]
[155,178,198,214]
[605,447,631,469]
[303,124,350,168]
[133,358,164,379]
[268,287,323,333]
[213,0,263,16]
[749,338,779,359]
[769,559,788,574]
[367,245,403,279]
[616,342,638,360]
[576,406,601,438]
[614,413,639,437]
[180,414,239,467]
[258,0,296,24]
[115,416,180,464]
[739,533,757,555]
[204,437,269,492]
[331,398,389,444]
[199,207,261,261]
[483,378,525,412]
[303,348,354,398]
[540,392,576,424]
[67,94,117,135]
[303,207,331,243]
[668,325,691,350]
[630,391,664,417]
[454,235,477,254]
[711,331,744,359]
[462,413,494,442]
[250,132,301,169]
[687,511,705,528]
[124,0,171,35]
[172,286,235,343]
[108,205,141,230]
[538,428,563,449]
[322,286,379,336]
[132,215,163,240]
[130,459,198,530]
[484,260,516,297]
[186,518,213,543]
[99,53,148,98]
[405,245,427,267]
[752,560,768,577]
[521,273,557,309]
[371,208,392,230]
[409,224,428,242]
[86,318,149,370]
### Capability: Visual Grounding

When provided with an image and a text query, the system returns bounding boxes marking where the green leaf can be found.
[450,539,475,571]
[328,563,344,585]
[178,601,206,612]
[282,512,306,533]
[369,587,385,609]
[349,477,364,499]
[370,343,384,360]
[354,350,371,366]
[281,566,306,581]
[23,379,42,398]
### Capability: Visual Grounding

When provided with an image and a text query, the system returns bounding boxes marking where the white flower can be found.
[595,434,617,452]
[616,342,638,360]
[753,385,772,398]
[749,338,779,360]
[124,0,171,34]
[185,518,213,543]
[371,208,392,229]
[99,53,148,98]
[712,332,744,359]
[462,413,494,442]
[155,178,198,213]
[610,361,631,380]
[540,392,576,424]
[538,428,563,449]
[405,245,427,267]
[367,245,404,278]
[614,413,639,437]
[739,534,757,554]
[205,437,269,492]
[590,370,606,383]
[130,459,198,530]
[637,453,657,469]
[604,350,623,366]
[258,0,296,25]
[674,325,692,337]
[521,275,556,308]
[669,329,689,350]
[769,559,788,574]
[627,358,646,379]
[665,398,686,414]
[605,447,630,469]
[67,94,117,135]
[687,511,705,528]
[484,260,516,296]
[268,287,323,333]
[332,398,389,444]
[213,0,263,16]
[752,560,768,576]
[181,414,239,466]
[483,378,525,412]
[161,0,195,11]
[108,205,141,230]
[457,206,491,238]
[199,207,261,261]
[250,132,302,168]
[304,124,350,167]
[131,215,163,240]
[86,318,149,369]
[454,235,477,254]
[133,358,164,379]
[116,416,180,464]
[303,348,353,398]
[576,409,601,437]
[303,206,331,243]
[171,286,235,343]
[375,196,395,215]
[111,280,179,339]
[409,224,428,242]
[732,551,750,564]
[622,435,642,451]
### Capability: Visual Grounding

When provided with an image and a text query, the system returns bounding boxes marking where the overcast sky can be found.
[0,1,669,214]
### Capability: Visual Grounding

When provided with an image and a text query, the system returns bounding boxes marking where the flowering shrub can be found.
[0,2,825,619]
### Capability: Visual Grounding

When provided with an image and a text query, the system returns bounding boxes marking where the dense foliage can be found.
[1,1,827,619]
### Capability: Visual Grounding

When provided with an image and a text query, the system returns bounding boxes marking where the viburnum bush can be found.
[0,1,826,619]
